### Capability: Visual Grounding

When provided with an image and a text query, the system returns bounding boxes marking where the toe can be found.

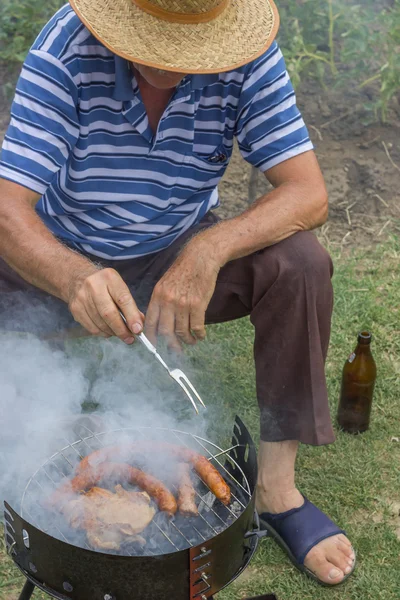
[326,564,346,582]
[337,533,352,547]
[304,534,355,585]
[336,540,355,559]
[325,546,353,575]
[304,548,344,584]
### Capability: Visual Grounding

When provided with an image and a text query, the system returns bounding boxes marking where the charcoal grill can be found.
[4,416,276,600]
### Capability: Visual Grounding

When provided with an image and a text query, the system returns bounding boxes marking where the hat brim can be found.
[69,0,280,74]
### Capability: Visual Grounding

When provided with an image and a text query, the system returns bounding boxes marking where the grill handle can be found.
[244,510,269,540]
[244,529,269,540]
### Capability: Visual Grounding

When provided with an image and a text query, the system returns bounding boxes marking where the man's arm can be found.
[189,151,327,264]
[0,178,144,341]
[145,151,328,350]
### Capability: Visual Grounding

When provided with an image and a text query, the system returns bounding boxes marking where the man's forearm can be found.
[187,178,328,267]
[0,197,98,301]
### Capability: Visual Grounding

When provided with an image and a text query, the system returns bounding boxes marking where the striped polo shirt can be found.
[0,5,313,260]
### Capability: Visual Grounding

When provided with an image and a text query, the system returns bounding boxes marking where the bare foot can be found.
[304,532,355,584]
[257,488,355,585]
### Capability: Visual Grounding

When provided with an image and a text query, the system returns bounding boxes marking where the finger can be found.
[190,305,207,342]
[69,300,98,336]
[158,305,181,353]
[109,278,144,335]
[83,307,112,338]
[175,305,196,346]
[145,298,161,346]
[85,270,134,342]
[93,296,135,343]
[86,295,115,337]
[73,305,111,338]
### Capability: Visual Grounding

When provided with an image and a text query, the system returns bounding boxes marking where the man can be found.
[0,0,355,586]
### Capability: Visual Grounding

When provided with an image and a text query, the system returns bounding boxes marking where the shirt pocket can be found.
[183,143,231,190]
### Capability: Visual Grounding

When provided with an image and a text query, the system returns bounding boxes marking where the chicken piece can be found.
[62,485,156,551]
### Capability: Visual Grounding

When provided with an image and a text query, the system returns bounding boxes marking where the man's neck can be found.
[133,67,176,135]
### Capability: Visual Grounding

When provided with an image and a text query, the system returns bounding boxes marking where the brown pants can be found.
[0,214,335,445]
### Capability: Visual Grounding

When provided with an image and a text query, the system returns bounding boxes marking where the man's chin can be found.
[145,75,184,89]
[132,63,185,89]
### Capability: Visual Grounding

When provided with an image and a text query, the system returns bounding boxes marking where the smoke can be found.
[0,329,210,521]
[0,335,86,502]
[0,279,242,558]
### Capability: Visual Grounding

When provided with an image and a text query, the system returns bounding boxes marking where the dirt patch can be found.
[389,501,400,541]
[218,80,400,252]
[0,69,399,251]
[353,500,400,541]
[233,565,262,586]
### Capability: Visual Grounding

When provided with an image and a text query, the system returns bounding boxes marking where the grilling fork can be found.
[120,313,206,414]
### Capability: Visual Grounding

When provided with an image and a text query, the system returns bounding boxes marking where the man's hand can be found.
[0,179,144,344]
[145,242,220,351]
[68,267,145,343]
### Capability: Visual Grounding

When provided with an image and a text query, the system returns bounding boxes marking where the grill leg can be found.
[18,579,35,600]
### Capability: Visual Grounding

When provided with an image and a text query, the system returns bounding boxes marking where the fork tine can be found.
[178,373,206,408]
[172,374,199,414]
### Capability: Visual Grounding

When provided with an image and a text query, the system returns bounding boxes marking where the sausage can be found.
[189,454,231,506]
[177,463,198,517]
[76,441,231,506]
[51,462,177,516]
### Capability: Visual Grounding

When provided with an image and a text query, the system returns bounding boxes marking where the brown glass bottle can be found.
[337,331,377,434]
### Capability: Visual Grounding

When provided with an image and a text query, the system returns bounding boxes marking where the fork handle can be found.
[137,333,170,372]
[118,312,155,353]
[136,332,157,355]
[118,312,170,370]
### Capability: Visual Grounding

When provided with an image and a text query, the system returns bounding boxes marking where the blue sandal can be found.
[259,496,356,586]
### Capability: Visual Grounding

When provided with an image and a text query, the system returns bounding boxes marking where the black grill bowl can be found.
[4,417,259,600]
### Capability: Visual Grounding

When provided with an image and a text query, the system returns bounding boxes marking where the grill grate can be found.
[21,424,251,556]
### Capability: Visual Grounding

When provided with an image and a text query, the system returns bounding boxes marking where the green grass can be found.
[1,237,400,599]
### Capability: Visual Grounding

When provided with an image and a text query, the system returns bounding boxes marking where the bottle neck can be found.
[355,343,372,356]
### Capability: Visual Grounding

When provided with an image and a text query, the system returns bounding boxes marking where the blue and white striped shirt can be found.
[0,5,313,260]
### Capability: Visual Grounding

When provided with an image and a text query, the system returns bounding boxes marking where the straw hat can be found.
[69,0,280,74]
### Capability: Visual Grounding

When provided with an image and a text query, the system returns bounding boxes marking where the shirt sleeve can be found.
[0,49,80,195]
[235,42,313,172]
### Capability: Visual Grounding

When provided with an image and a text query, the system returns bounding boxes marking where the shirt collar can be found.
[189,73,220,90]
[113,55,220,101]
[113,56,135,101]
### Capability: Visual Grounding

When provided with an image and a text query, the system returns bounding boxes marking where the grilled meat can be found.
[177,463,198,517]
[62,485,156,551]
[76,442,231,506]
[53,462,177,516]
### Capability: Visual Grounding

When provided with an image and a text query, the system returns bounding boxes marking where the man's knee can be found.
[265,231,333,283]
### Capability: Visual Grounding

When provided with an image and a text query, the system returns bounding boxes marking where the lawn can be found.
[1,236,399,599]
